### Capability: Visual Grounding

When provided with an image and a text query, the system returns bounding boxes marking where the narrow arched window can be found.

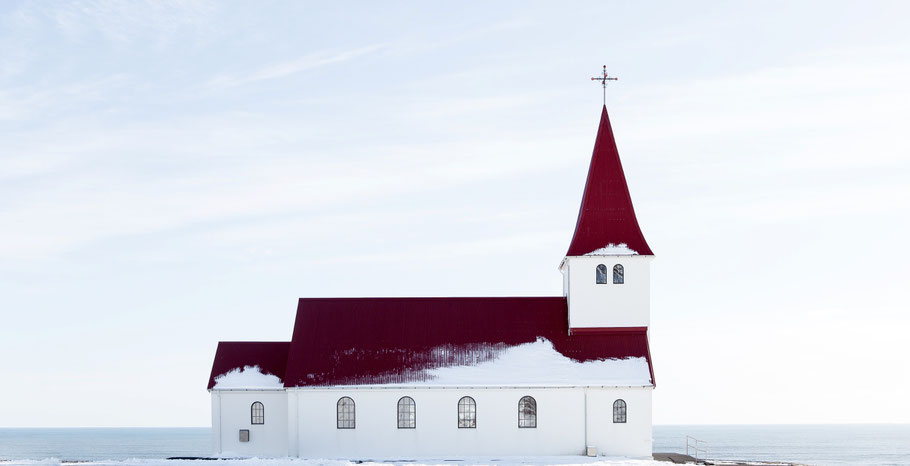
[596,264,608,284]
[613,264,624,284]
[518,396,537,428]
[250,401,264,425]
[457,396,476,428]
[397,396,416,429]
[337,397,355,429]
[613,399,627,423]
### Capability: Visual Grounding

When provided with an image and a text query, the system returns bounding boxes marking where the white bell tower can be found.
[561,104,653,334]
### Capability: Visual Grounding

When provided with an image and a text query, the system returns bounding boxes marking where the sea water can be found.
[654,425,910,465]
[0,425,908,465]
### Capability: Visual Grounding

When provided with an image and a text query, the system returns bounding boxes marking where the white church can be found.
[207,102,657,459]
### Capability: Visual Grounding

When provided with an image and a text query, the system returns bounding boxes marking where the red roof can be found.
[207,341,290,390]
[209,299,654,389]
[282,297,653,387]
[566,106,653,256]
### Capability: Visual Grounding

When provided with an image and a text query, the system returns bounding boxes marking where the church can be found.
[207,102,657,459]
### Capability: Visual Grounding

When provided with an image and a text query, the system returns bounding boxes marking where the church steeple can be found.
[565,105,653,256]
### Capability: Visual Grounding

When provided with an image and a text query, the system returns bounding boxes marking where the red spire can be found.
[566,106,653,256]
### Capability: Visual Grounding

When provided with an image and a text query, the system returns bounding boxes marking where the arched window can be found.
[596,264,608,284]
[250,401,264,425]
[613,399,627,423]
[518,396,537,428]
[337,397,355,429]
[613,264,624,284]
[397,396,416,429]
[457,396,476,428]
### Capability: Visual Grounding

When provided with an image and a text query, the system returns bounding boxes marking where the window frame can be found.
[518,396,537,428]
[337,396,356,429]
[613,399,627,423]
[250,401,264,425]
[397,396,416,429]
[596,264,608,284]
[457,396,476,429]
[613,264,624,284]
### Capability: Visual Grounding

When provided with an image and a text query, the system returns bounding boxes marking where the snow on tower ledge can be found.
[565,105,653,257]
[585,242,638,256]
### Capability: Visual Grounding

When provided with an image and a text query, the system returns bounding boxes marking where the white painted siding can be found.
[562,255,652,329]
[213,389,288,457]
[586,387,653,457]
[213,386,652,458]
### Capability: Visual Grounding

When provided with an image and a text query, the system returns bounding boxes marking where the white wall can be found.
[212,389,288,457]
[288,386,652,459]
[562,255,652,329]
[586,387,652,457]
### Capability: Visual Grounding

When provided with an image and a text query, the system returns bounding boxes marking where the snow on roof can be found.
[585,243,638,256]
[392,338,651,387]
[207,341,289,390]
[283,297,655,388]
[213,365,284,390]
[208,300,655,389]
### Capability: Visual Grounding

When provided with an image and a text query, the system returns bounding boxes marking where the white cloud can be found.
[206,44,385,90]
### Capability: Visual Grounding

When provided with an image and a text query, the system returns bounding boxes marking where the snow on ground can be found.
[0,458,668,466]
[396,338,651,387]
[213,365,283,389]
[584,243,638,256]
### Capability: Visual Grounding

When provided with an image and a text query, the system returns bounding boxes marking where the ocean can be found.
[0,425,908,465]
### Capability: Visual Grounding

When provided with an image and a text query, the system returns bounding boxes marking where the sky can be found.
[1,0,909,427]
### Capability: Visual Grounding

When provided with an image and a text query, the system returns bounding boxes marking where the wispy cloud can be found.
[45,0,218,48]
[206,44,385,90]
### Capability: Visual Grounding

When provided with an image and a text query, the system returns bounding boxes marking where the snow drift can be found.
[213,365,284,389]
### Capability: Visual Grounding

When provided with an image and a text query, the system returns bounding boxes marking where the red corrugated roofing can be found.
[207,341,290,390]
[566,106,653,256]
[283,297,653,387]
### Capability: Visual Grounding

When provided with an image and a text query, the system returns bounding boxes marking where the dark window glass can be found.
[398,396,416,429]
[518,396,537,428]
[458,396,476,428]
[337,397,355,429]
[596,264,608,284]
[613,264,624,284]
[613,399,627,423]
[251,402,264,425]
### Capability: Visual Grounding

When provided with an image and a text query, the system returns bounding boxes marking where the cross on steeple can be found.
[590,65,618,105]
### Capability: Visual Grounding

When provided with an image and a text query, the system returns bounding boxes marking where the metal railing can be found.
[686,435,708,463]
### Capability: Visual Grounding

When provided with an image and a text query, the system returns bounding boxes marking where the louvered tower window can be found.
[596,264,608,284]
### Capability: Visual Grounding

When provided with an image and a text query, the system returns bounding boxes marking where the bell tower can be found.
[560,105,653,334]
